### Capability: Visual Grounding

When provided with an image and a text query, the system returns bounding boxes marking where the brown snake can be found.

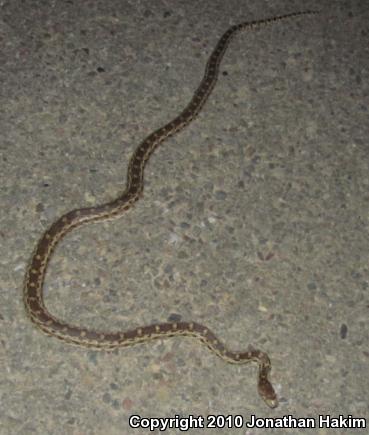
[24,11,318,408]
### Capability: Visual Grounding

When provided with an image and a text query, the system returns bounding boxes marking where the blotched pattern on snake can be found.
[24,10,318,408]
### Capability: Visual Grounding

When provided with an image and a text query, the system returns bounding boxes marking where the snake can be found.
[24,10,318,408]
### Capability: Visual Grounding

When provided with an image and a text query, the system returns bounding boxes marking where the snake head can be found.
[258,377,278,408]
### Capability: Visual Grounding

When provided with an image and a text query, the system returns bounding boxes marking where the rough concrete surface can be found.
[1,0,368,434]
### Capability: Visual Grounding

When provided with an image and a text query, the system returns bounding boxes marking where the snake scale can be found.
[24,11,318,408]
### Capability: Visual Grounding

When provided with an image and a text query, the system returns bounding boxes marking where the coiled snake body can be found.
[24,11,317,408]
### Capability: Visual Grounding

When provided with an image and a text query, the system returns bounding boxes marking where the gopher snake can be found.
[24,11,318,408]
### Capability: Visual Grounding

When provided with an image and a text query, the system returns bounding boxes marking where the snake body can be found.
[24,11,318,408]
